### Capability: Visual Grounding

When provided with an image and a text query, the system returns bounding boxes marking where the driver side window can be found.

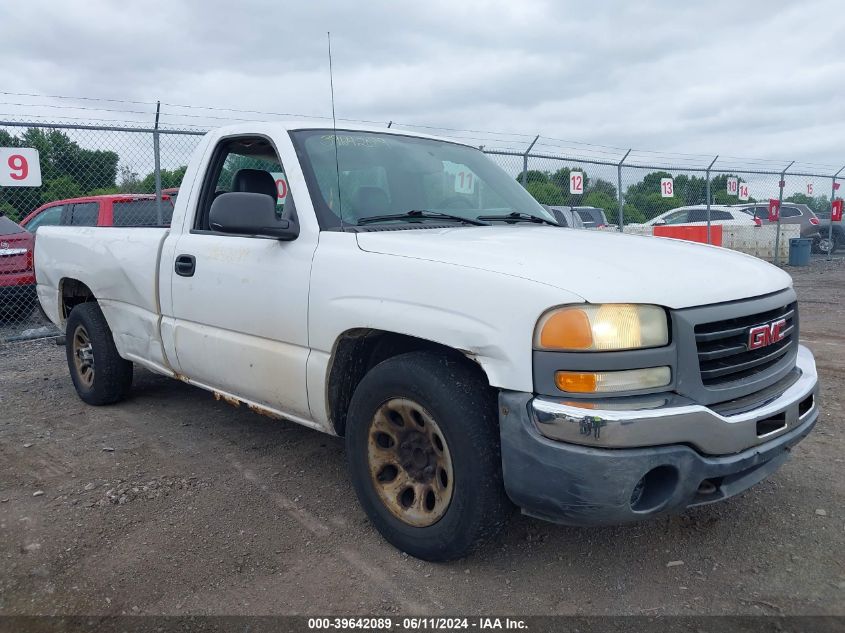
[194,136,288,232]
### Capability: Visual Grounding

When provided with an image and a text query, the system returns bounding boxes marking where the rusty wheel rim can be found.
[367,398,454,527]
[72,325,95,388]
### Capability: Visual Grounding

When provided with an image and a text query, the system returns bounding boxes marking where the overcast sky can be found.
[1,0,844,172]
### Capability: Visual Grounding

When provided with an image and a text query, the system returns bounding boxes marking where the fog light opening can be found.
[798,394,814,418]
[630,465,679,513]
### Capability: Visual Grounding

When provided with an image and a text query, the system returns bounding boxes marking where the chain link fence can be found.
[1,117,843,343]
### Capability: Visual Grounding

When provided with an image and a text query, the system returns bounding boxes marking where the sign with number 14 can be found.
[0,148,42,187]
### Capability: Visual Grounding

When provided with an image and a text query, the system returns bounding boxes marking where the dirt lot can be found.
[1,261,844,617]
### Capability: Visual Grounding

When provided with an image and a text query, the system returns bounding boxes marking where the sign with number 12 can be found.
[569,171,584,195]
[0,148,42,186]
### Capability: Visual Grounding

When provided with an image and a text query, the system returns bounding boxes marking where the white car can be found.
[34,122,818,561]
[638,205,760,227]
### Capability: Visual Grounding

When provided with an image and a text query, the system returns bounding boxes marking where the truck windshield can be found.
[290,129,554,229]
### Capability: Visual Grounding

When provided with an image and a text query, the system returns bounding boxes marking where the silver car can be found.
[733,203,822,243]
[543,205,586,229]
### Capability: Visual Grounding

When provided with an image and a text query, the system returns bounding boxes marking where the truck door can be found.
[166,135,316,421]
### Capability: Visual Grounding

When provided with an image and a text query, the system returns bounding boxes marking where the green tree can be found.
[42,176,83,203]
[583,191,618,218]
[138,165,188,193]
[785,192,829,215]
[519,169,551,185]
[621,171,688,223]
[525,181,564,205]
[587,178,617,200]
[550,166,591,206]
[0,127,119,220]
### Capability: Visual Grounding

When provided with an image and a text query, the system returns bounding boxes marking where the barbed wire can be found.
[0,90,843,175]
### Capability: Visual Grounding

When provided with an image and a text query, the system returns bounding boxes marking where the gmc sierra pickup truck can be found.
[35,123,819,560]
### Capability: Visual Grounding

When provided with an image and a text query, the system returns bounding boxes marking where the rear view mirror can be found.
[209,192,299,241]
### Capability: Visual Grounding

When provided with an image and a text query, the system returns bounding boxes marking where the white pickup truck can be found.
[35,122,819,560]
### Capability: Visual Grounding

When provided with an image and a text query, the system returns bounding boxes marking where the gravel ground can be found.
[0,261,843,616]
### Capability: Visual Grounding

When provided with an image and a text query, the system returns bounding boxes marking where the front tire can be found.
[345,352,510,561]
[65,302,133,405]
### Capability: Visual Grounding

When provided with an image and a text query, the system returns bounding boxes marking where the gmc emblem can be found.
[747,318,787,350]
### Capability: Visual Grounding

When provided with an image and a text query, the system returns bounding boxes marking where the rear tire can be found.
[345,352,510,561]
[65,302,133,405]
[814,235,839,255]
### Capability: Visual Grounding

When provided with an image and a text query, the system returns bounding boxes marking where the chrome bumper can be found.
[531,344,818,455]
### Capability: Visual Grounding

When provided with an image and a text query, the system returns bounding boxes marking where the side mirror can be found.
[653,218,667,226]
[209,192,299,241]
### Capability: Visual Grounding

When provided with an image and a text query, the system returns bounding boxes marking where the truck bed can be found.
[35,226,173,373]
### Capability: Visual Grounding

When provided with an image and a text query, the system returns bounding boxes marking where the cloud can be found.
[0,0,843,172]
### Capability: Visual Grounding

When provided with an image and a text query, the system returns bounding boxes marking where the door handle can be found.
[175,254,196,277]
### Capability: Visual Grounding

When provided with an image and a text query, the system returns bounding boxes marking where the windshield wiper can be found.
[476,211,559,226]
[356,210,489,226]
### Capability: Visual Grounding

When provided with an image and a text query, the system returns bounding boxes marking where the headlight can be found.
[555,367,671,394]
[535,304,669,351]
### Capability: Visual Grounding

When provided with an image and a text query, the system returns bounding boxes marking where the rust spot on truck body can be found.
[212,392,284,421]
[247,403,284,420]
[213,392,241,408]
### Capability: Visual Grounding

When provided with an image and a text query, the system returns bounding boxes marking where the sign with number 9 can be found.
[0,148,42,187]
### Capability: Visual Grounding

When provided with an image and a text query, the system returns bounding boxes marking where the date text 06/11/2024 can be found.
[306,617,528,630]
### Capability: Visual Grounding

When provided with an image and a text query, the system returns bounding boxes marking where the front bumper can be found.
[499,345,819,526]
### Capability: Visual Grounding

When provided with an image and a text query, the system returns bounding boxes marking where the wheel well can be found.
[60,279,96,320]
[327,329,488,436]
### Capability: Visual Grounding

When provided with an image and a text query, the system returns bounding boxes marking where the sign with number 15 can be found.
[0,148,42,187]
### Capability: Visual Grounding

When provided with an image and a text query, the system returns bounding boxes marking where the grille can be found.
[695,302,796,387]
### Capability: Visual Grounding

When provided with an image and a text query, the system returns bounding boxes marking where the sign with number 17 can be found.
[0,148,42,186]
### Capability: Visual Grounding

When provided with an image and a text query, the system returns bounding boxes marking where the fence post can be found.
[829,165,845,261]
[617,149,631,232]
[153,101,163,226]
[521,135,540,187]
[774,161,794,266]
[705,155,718,244]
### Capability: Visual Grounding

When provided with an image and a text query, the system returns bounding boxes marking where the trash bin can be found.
[788,238,812,266]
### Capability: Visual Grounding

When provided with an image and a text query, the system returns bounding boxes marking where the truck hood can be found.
[355,225,792,309]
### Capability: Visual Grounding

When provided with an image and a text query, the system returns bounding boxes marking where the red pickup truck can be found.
[20,193,174,233]
[1,195,174,322]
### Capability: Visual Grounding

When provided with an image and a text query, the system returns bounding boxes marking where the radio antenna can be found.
[327,31,344,229]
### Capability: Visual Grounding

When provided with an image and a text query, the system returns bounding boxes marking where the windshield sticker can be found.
[320,135,387,148]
